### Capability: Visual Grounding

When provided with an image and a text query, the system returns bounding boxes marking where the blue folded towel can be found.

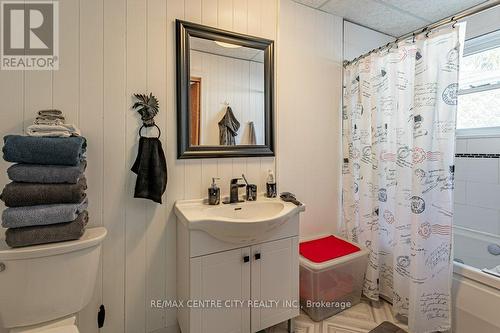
[7,161,86,184]
[1,198,88,228]
[3,135,86,166]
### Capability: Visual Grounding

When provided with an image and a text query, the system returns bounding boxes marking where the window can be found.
[457,30,500,135]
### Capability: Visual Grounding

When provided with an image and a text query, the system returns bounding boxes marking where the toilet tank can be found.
[0,227,107,329]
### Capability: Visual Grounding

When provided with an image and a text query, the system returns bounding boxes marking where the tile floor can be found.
[266,298,408,333]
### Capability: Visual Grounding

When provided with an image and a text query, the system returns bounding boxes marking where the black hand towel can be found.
[131,137,167,204]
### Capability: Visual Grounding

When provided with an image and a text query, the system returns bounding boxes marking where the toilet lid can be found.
[0,227,106,260]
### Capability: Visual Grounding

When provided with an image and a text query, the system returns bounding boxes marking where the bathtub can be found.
[452,226,500,333]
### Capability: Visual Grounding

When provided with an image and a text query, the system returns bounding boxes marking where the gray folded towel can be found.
[3,135,87,166]
[0,177,87,207]
[5,211,88,248]
[38,109,63,117]
[2,198,88,228]
[34,109,66,126]
[7,161,86,184]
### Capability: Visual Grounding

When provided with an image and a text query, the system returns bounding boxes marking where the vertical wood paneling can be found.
[0,1,281,333]
[201,159,219,190]
[185,0,202,22]
[78,0,104,330]
[217,0,233,30]
[183,2,205,205]
[145,0,168,330]
[201,0,218,27]
[261,0,277,40]
[0,53,23,244]
[247,0,261,36]
[24,71,52,129]
[53,0,79,125]
[165,0,185,328]
[125,0,148,332]
[102,0,127,331]
[232,0,248,34]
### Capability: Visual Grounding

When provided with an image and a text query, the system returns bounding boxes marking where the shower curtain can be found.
[342,27,463,333]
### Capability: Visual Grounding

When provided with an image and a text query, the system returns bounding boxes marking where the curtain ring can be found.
[451,16,457,29]
[139,123,161,138]
[425,29,431,38]
[412,33,416,43]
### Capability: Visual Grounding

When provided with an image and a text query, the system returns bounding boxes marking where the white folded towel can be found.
[26,124,81,137]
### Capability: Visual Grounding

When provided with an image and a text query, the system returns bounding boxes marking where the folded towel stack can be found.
[28,109,81,137]
[1,135,88,248]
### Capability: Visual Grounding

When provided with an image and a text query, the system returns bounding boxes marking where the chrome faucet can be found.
[224,178,246,204]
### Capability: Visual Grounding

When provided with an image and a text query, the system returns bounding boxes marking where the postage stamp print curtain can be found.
[342,27,463,333]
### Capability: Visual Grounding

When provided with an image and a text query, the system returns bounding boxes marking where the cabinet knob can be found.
[243,255,250,263]
[254,253,261,260]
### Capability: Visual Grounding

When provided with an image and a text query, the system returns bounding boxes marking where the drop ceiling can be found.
[190,37,264,63]
[294,0,489,37]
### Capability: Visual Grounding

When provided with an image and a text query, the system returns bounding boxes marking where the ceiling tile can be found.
[381,0,488,24]
[319,0,428,36]
[294,0,329,8]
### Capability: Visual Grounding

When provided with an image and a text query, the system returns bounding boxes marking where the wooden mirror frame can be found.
[176,19,275,159]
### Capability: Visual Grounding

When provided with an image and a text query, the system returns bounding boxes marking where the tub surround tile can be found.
[454,157,499,183]
[454,181,466,205]
[454,203,500,235]
[455,153,500,158]
[467,137,500,154]
[455,139,467,154]
[466,182,500,210]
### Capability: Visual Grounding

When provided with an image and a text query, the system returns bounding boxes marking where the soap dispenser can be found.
[266,169,277,198]
[208,177,221,205]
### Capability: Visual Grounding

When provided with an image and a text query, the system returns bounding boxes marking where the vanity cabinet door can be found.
[190,247,251,333]
[250,237,299,332]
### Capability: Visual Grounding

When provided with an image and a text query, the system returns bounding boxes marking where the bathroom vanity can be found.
[175,197,305,333]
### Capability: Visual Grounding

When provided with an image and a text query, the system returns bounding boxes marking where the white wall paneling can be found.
[343,20,394,61]
[0,0,279,332]
[277,0,343,238]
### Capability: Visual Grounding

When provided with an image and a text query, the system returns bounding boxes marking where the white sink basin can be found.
[174,197,305,244]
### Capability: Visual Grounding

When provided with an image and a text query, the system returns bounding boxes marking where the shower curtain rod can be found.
[343,0,500,67]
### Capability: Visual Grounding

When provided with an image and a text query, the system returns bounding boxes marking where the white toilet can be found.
[0,227,107,332]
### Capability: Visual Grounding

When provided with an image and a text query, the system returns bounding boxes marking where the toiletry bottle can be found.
[208,177,221,205]
[266,170,277,198]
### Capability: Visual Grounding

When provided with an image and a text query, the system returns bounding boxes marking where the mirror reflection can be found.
[189,36,265,146]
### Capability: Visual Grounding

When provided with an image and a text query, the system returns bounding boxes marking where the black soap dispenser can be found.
[266,169,277,198]
[208,177,221,205]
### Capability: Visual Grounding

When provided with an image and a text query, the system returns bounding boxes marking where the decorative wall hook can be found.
[132,93,160,137]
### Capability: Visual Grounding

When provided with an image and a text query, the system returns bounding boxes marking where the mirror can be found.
[176,20,275,159]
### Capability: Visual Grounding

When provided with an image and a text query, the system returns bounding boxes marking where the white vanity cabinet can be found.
[175,198,303,333]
